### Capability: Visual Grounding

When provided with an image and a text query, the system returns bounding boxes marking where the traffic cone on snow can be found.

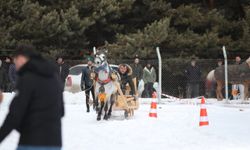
[199,97,209,126]
[149,92,157,118]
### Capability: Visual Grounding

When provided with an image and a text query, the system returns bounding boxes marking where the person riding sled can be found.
[118,64,137,98]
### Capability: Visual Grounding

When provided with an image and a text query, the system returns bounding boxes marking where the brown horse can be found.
[206,57,250,101]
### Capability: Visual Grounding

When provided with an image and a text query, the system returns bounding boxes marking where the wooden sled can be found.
[113,78,139,118]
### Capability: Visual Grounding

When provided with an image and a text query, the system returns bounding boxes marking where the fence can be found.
[67,57,248,99]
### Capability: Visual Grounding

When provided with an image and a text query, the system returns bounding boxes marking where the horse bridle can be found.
[95,53,107,67]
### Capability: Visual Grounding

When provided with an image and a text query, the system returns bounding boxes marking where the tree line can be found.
[0,0,250,59]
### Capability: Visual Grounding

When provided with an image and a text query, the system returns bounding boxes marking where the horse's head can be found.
[94,49,108,67]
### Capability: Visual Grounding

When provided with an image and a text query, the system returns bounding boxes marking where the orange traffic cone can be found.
[149,92,157,118]
[199,97,209,126]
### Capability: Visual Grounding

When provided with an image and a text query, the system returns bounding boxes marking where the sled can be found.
[113,78,139,117]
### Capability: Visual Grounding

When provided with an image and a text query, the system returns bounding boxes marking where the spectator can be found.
[185,58,201,98]
[56,57,70,86]
[118,64,136,96]
[2,57,12,92]
[142,62,156,98]
[235,56,241,65]
[232,56,244,100]
[130,56,143,88]
[8,59,17,91]
[217,59,223,67]
[206,59,223,98]
[0,44,64,150]
[81,56,96,113]
[0,60,7,90]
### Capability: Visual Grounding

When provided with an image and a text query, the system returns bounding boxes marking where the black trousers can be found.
[186,83,199,98]
[85,85,95,110]
[142,82,154,98]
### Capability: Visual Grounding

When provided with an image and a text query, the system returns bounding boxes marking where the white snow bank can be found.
[0,92,250,150]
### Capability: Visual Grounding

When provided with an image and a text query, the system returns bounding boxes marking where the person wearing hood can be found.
[118,64,136,96]
[142,62,156,98]
[0,44,64,150]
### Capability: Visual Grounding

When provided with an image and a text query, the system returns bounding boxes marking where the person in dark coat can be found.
[81,57,96,113]
[130,56,143,88]
[56,57,70,86]
[0,44,64,150]
[118,64,136,96]
[8,61,17,91]
[0,60,7,90]
[185,58,202,98]
[2,57,12,92]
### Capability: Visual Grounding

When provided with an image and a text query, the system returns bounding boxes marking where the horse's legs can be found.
[216,81,224,101]
[107,94,116,119]
[103,102,109,120]
[94,97,99,112]
[97,101,104,121]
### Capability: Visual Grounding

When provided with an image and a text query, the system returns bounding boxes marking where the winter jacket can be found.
[185,65,201,83]
[57,63,70,83]
[8,64,17,85]
[0,66,7,90]
[0,56,64,147]
[2,62,11,83]
[130,63,143,80]
[81,65,95,89]
[143,67,156,84]
[118,64,136,95]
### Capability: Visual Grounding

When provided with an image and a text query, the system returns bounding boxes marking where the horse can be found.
[94,49,120,121]
[206,57,250,101]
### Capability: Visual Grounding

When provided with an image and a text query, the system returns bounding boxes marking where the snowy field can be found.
[0,92,250,150]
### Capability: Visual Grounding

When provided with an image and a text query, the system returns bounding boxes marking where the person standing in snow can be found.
[56,57,70,87]
[232,56,244,100]
[0,60,7,90]
[2,57,12,92]
[142,62,156,98]
[8,60,17,91]
[0,44,64,150]
[130,56,143,88]
[81,56,96,113]
[185,58,202,98]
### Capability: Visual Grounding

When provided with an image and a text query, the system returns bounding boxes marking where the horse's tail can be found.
[206,70,215,82]
[205,70,216,95]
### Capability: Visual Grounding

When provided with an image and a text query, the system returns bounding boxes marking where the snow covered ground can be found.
[0,92,250,150]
